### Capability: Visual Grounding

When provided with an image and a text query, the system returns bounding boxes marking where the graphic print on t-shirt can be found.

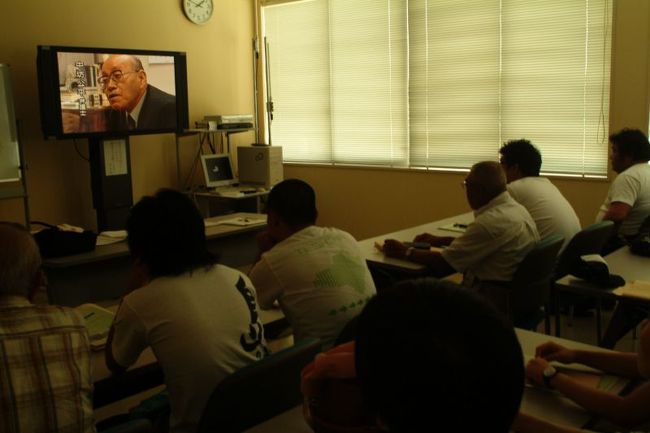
[235,276,268,358]
[312,251,373,317]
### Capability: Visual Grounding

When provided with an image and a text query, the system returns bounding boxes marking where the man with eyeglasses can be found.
[99,54,176,131]
[382,161,539,313]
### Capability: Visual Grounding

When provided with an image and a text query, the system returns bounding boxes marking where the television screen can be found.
[37,45,189,139]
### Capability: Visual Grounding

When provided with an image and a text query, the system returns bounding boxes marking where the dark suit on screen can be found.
[105,84,177,132]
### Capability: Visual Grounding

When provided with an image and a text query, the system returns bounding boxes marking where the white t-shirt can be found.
[441,191,539,285]
[249,226,377,349]
[596,163,650,237]
[111,265,268,433]
[507,176,581,250]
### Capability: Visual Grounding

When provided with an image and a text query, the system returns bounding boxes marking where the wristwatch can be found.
[542,365,558,389]
[405,247,415,258]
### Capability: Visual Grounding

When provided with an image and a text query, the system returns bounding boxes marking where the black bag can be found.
[31,221,97,258]
[572,258,625,289]
[629,216,650,257]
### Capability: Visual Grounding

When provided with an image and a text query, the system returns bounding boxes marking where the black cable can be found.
[73,139,90,162]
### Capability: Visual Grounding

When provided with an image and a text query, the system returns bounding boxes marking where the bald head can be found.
[0,223,42,297]
[465,161,507,210]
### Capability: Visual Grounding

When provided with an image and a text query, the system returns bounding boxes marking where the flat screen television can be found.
[37,45,189,139]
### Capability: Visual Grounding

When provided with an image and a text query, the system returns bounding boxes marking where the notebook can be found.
[75,303,115,351]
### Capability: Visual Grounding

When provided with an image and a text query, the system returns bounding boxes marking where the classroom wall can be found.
[0,0,649,242]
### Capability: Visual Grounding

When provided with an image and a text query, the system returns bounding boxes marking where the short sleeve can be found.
[110,299,148,368]
[249,257,283,309]
[608,172,641,206]
[441,222,499,273]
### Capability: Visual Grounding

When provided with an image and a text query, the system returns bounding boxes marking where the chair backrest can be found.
[197,338,322,433]
[334,315,359,347]
[509,234,565,327]
[554,221,615,279]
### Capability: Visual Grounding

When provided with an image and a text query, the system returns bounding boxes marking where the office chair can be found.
[552,220,616,335]
[196,337,322,433]
[508,234,564,332]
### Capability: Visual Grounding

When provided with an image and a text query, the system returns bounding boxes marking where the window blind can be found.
[262,0,612,175]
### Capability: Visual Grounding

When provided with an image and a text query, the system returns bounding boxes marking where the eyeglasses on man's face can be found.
[98,70,139,88]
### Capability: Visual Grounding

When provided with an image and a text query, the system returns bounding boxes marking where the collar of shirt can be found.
[473,191,511,218]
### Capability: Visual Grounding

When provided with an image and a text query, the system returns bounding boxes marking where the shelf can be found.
[0,185,26,200]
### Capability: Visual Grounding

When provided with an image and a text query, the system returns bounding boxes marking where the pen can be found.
[454,223,468,228]
[84,312,95,319]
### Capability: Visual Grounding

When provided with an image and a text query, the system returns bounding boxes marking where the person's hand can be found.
[413,233,437,244]
[525,357,551,387]
[535,341,577,364]
[256,230,276,254]
[382,239,408,258]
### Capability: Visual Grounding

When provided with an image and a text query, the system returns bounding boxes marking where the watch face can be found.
[543,365,557,378]
[183,0,213,24]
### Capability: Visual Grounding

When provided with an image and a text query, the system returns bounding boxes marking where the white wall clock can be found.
[183,0,214,25]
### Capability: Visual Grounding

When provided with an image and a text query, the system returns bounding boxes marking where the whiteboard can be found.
[0,64,20,183]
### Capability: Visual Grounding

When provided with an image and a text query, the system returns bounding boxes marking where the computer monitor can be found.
[201,154,236,188]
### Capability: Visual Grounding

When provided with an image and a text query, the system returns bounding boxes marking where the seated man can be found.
[596,128,650,251]
[515,318,650,432]
[383,161,539,300]
[0,222,94,432]
[355,278,525,433]
[499,138,581,250]
[106,189,268,433]
[597,129,650,348]
[249,179,377,349]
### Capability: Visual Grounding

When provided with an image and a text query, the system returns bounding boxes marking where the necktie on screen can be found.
[128,115,136,130]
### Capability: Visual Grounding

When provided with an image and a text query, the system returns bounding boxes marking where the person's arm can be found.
[105,299,148,375]
[249,257,283,309]
[535,341,640,378]
[105,317,127,374]
[412,233,455,247]
[512,413,582,433]
[602,201,631,226]
[527,357,650,427]
[382,239,456,277]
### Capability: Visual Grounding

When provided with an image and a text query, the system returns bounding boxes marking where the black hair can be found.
[266,179,317,228]
[499,139,542,176]
[609,128,650,161]
[126,188,216,279]
[355,278,524,433]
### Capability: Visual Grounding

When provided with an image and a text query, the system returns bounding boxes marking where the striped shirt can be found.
[0,296,95,433]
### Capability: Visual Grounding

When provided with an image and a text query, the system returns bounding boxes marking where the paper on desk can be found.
[75,303,115,351]
[374,241,443,254]
[612,280,650,300]
[96,230,127,246]
[438,223,469,233]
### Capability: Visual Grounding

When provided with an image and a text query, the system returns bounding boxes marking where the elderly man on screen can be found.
[383,161,539,295]
[99,54,176,131]
[63,54,176,133]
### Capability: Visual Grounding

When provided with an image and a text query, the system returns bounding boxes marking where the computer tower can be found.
[237,146,283,188]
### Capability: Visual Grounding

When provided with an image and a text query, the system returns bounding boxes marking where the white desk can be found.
[358,212,474,274]
[43,212,267,306]
[555,246,650,342]
[243,328,622,432]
